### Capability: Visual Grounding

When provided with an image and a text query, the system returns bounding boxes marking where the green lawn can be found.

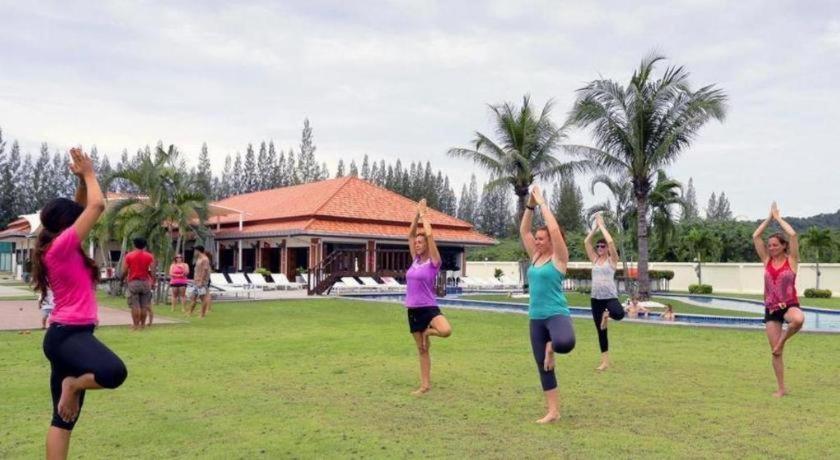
[460,293,762,318]
[2,297,839,458]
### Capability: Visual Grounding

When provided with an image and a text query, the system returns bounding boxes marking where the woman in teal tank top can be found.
[519,185,575,424]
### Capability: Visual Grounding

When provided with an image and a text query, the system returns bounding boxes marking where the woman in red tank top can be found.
[752,202,805,398]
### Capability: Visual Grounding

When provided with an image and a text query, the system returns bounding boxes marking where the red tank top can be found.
[764,258,798,311]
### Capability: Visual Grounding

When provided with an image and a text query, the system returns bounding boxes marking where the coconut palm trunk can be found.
[635,194,651,298]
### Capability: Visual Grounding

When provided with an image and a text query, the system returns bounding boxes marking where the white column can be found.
[237,240,243,271]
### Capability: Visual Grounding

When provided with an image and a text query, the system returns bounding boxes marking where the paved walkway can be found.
[0,299,180,331]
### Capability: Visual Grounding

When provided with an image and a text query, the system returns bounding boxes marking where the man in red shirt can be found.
[122,237,155,330]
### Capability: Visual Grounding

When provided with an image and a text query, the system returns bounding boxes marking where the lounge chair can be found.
[359,276,393,292]
[272,273,303,290]
[209,273,252,298]
[247,273,276,290]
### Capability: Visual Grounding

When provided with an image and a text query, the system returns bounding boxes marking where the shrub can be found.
[688,284,713,294]
[575,286,591,294]
[804,288,832,298]
[255,267,270,276]
[494,268,504,280]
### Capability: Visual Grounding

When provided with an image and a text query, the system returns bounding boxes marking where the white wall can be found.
[465,261,840,294]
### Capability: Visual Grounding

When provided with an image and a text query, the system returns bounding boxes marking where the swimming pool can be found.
[341,293,840,333]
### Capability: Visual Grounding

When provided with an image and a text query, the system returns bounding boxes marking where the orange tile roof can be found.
[0,218,30,239]
[211,177,495,245]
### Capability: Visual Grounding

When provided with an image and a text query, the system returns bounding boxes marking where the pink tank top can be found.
[764,259,798,311]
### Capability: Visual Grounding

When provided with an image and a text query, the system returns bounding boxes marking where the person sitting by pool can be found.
[661,304,676,321]
[624,295,649,318]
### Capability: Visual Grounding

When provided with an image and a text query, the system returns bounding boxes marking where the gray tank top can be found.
[591,261,618,299]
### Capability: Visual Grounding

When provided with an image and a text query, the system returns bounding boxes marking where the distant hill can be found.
[755,209,840,230]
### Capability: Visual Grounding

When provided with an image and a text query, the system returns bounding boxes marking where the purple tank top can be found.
[405,257,440,308]
[764,259,798,311]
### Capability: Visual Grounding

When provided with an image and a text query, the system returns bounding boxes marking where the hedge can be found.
[563,267,675,281]
[804,288,832,298]
[688,284,713,294]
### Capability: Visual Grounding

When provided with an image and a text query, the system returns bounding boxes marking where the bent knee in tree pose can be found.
[753,202,805,398]
[520,185,575,424]
[32,148,128,460]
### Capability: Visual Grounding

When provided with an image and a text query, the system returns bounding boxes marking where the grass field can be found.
[460,292,762,318]
[2,296,839,458]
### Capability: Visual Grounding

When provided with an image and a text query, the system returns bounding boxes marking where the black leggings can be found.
[43,324,127,430]
[590,298,625,353]
[529,315,576,391]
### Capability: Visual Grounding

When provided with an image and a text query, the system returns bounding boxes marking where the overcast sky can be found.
[1,1,838,219]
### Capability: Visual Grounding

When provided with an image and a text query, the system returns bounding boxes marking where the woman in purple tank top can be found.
[405,198,452,396]
[752,202,804,397]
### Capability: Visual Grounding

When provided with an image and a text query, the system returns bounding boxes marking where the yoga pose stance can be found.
[405,198,452,395]
[584,212,624,371]
[32,148,128,459]
[519,185,575,423]
[753,202,805,397]
[169,254,189,312]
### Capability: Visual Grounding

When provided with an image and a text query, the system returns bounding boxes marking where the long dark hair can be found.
[31,198,100,301]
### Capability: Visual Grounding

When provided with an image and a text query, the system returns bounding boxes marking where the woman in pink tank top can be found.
[752,202,805,398]
[405,198,451,396]
[31,148,127,457]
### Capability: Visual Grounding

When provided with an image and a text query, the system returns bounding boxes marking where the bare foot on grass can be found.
[411,387,430,396]
[57,377,81,422]
[536,412,559,424]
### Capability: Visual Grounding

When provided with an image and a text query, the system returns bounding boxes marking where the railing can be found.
[308,249,414,295]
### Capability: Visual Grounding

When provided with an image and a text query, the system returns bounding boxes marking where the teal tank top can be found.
[527,261,570,319]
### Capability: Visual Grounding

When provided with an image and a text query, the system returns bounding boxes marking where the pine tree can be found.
[361,154,370,179]
[553,175,584,232]
[349,160,359,177]
[393,160,404,195]
[297,118,318,182]
[232,151,243,195]
[196,142,213,197]
[320,162,329,180]
[457,175,479,224]
[715,192,733,220]
[18,152,36,215]
[4,141,22,218]
[0,131,16,226]
[33,143,52,207]
[285,149,299,185]
[256,141,268,190]
[243,144,257,193]
[377,160,386,186]
[476,183,512,237]
[369,161,379,184]
[336,159,346,177]
[706,192,718,220]
[99,154,114,192]
[265,142,277,189]
[274,148,286,187]
[683,177,699,220]
[440,176,457,216]
[220,154,233,198]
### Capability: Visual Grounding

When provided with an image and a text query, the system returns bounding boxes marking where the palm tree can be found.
[568,53,727,298]
[105,145,209,288]
[801,227,835,289]
[683,226,719,286]
[448,95,585,221]
[649,170,685,258]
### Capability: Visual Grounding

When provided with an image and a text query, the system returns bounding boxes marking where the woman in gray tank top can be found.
[584,213,625,371]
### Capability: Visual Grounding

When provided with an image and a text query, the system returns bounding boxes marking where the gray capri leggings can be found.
[529,314,576,391]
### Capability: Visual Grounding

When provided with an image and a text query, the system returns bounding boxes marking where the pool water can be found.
[342,293,840,333]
